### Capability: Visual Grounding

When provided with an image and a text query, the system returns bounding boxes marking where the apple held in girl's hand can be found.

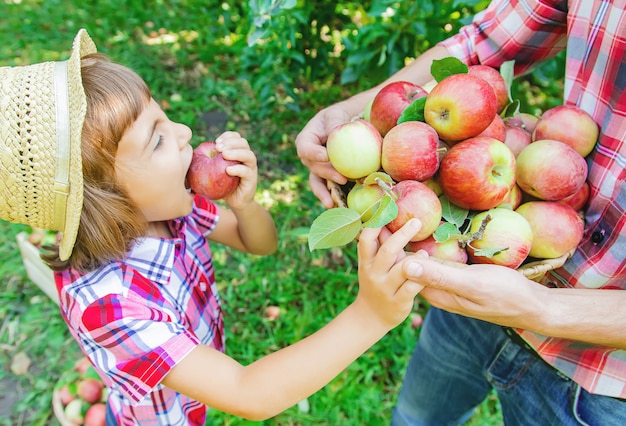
[187,141,240,200]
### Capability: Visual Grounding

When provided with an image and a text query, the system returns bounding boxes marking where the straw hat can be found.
[0,29,96,260]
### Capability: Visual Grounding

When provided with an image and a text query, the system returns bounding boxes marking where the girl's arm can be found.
[206,131,277,255]
[162,220,423,420]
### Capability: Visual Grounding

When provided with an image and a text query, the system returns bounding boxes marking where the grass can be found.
[0,1,517,425]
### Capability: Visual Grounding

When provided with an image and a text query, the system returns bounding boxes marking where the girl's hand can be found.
[355,219,424,329]
[215,132,258,210]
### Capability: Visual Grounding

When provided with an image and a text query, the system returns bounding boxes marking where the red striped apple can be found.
[467,208,533,269]
[468,64,509,113]
[438,137,516,211]
[558,181,590,212]
[503,124,531,157]
[386,180,442,242]
[532,105,599,157]
[406,234,468,264]
[424,73,498,143]
[326,119,383,179]
[476,114,507,142]
[516,139,588,201]
[381,121,440,182]
[370,81,428,136]
[187,141,240,200]
[516,201,584,259]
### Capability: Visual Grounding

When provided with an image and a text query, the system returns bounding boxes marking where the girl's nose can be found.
[177,123,192,149]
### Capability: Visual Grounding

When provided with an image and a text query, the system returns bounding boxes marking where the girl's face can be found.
[115,98,194,235]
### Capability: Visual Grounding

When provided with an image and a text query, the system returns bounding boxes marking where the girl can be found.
[0,30,423,425]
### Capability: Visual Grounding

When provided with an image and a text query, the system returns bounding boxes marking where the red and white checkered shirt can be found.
[55,195,222,425]
[440,0,625,398]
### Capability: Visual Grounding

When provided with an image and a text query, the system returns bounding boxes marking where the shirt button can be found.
[591,229,605,244]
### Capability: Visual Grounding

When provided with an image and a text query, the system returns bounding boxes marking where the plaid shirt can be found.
[55,195,222,425]
[440,0,625,398]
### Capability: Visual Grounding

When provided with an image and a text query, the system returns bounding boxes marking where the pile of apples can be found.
[309,57,597,271]
[55,357,107,426]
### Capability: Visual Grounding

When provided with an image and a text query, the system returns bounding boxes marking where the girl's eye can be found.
[155,135,164,149]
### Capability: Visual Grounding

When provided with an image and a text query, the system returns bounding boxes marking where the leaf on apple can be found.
[308,208,362,250]
[471,246,510,258]
[501,99,521,118]
[430,57,468,82]
[499,60,515,103]
[363,171,394,186]
[397,97,427,124]
[433,222,461,243]
[440,196,469,229]
[362,194,398,228]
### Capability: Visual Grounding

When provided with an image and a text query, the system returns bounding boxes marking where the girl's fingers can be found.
[367,219,421,273]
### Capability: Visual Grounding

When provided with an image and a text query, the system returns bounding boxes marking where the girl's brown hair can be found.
[43,53,151,272]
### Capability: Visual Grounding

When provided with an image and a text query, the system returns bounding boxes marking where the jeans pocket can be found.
[484,338,535,391]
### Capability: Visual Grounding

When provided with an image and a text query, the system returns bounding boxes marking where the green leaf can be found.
[500,99,521,118]
[308,208,362,251]
[397,97,427,124]
[440,196,469,229]
[363,195,398,228]
[430,57,468,82]
[433,222,461,243]
[499,59,515,102]
[472,246,509,258]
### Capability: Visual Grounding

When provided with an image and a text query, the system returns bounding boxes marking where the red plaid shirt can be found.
[55,195,222,425]
[440,0,625,398]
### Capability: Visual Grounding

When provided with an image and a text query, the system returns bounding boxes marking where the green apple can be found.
[467,208,533,269]
[327,119,383,180]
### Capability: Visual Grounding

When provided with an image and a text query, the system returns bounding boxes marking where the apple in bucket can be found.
[187,141,240,200]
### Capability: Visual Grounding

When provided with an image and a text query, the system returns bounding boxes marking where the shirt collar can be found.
[124,218,186,285]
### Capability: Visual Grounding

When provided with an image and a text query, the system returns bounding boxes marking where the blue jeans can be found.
[105,399,117,426]
[391,308,626,426]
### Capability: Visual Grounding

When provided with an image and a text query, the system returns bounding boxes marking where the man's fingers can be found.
[403,256,472,291]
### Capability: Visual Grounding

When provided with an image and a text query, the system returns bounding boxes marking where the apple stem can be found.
[375,177,398,201]
[436,147,448,154]
[466,214,492,245]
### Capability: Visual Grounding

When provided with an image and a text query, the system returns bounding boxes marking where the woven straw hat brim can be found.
[0,29,96,260]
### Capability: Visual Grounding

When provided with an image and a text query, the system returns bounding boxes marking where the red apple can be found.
[370,81,428,136]
[386,180,442,242]
[558,181,590,212]
[406,234,468,264]
[516,139,588,201]
[468,64,509,113]
[503,124,532,157]
[74,357,92,375]
[346,181,386,222]
[326,119,383,179]
[498,183,523,210]
[467,208,533,269]
[85,402,107,426]
[264,305,281,321]
[59,384,76,406]
[505,113,539,134]
[476,114,506,142]
[532,105,599,157]
[77,378,104,404]
[516,201,584,259]
[438,137,516,211]
[187,141,240,200]
[424,74,498,142]
[381,121,440,182]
